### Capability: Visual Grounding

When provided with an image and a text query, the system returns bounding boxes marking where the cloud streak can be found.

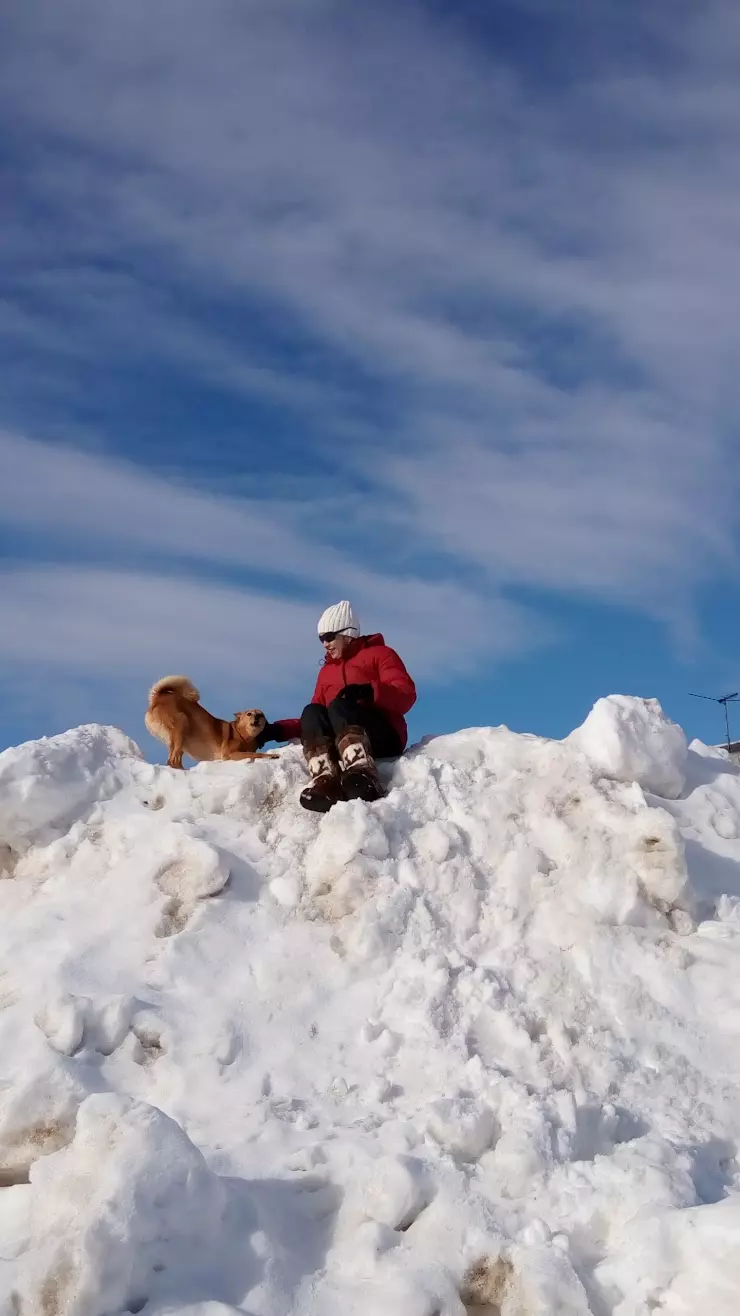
[0,430,544,738]
[2,0,740,741]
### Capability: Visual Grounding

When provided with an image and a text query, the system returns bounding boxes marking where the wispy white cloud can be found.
[0,428,336,579]
[0,430,544,731]
[0,566,315,690]
[0,557,542,751]
[0,561,536,690]
[378,393,733,614]
[2,0,740,732]
[0,566,318,749]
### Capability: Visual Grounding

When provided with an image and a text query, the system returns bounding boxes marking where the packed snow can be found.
[1,695,740,1314]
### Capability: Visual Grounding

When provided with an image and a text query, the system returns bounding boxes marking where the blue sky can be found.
[2,0,740,758]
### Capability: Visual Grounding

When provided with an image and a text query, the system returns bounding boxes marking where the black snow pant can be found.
[301,692,403,760]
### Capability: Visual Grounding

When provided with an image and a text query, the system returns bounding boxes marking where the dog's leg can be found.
[167,713,188,770]
[218,724,234,761]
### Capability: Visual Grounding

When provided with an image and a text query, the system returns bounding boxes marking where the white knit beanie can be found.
[317,600,359,637]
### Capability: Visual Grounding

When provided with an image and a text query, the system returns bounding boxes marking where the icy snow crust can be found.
[0,697,739,1314]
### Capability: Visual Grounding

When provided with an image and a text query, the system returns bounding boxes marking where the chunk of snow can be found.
[569,695,688,798]
[35,990,134,1057]
[0,1058,86,1183]
[362,1155,430,1230]
[426,1097,497,1160]
[83,995,134,1055]
[0,724,143,850]
[596,1197,740,1315]
[269,875,301,908]
[16,1095,240,1316]
[34,993,85,1056]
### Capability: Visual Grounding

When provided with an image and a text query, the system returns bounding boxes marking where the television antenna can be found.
[688,691,740,752]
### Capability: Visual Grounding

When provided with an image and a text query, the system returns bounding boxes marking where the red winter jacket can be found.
[272,633,416,750]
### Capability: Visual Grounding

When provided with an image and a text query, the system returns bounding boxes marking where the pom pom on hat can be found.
[317,600,359,637]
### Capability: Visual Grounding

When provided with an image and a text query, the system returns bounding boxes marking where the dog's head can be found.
[233,708,267,742]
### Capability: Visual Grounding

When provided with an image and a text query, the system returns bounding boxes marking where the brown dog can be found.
[145,676,279,770]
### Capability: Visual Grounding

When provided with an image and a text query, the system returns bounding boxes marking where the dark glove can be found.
[341,683,374,706]
[256,721,292,747]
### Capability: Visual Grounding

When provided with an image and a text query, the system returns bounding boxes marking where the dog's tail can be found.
[148,675,200,704]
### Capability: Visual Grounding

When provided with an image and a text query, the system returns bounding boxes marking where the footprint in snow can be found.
[460,1255,516,1315]
[154,896,192,939]
[153,843,230,938]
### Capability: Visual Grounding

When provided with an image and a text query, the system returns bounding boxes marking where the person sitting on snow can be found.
[260,600,416,812]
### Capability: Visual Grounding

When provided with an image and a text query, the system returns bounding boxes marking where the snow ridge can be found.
[0,696,740,1314]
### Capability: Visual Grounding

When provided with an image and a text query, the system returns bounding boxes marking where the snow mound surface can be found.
[0,723,143,852]
[0,695,739,1315]
[568,695,688,799]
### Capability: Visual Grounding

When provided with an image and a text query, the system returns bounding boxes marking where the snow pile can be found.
[0,695,739,1314]
[0,723,143,853]
[568,695,688,799]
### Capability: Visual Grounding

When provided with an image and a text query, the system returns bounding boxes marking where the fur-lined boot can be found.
[336,726,385,803]
[300,740,344,813]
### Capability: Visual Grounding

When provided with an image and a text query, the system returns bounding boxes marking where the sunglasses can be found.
[319,628,351,643]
